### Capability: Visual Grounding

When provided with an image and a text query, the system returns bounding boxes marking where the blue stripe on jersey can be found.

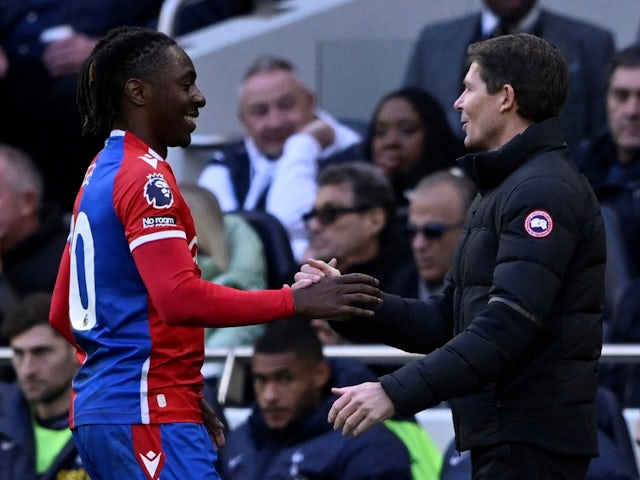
[70,135,154,425]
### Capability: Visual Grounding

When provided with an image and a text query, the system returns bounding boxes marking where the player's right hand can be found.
[292,273,382,319]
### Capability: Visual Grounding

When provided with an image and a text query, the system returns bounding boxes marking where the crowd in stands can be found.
[0,0,639,478]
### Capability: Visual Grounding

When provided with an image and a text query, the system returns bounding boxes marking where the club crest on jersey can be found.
[144,173,173,209]
[524,210,553,238]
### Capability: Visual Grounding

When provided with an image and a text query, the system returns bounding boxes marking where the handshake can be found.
[290,258,383,320]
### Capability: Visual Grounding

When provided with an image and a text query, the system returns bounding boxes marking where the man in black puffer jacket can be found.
[300,33,606,480]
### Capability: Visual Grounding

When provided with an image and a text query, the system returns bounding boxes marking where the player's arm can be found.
[132,237,295,327]
[49,242,77,345]
[133,237,383,326]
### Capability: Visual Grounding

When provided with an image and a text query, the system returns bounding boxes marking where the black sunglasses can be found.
[405,221,463,240]
[302,206,370,226]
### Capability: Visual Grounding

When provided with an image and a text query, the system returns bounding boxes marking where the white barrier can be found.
[1,344,639,463]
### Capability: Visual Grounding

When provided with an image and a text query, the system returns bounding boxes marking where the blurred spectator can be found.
[364,87,465,206]
[574,45,640,277]
[180,183,268,379]
[0,1,239,212]
[407,170,477,300]
[310,318,443,480]
[0,255,17,381]
[175,1,255,35]
[0,1,168,211]
[0,292,86,480]
[0,144,67,297]
[0,254,17,327]
[574,45,640,406]
[302,161,418,298]
[403,0,615,149]
[197,55,362,260]
[217,319,413,479]
[180,183,267,291]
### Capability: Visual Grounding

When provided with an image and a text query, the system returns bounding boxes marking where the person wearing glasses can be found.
[301,161,418,298]
[406,169,476,300]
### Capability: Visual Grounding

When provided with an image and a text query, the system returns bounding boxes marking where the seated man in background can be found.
[574,44,640,407]
[217,319,413,479]
[0,292,86,480]
[302,161,418,298]
[197,55,361,260]
[0,144,68,297]
[574,44,640,282]
[310,317,443,480]
[407,169,477,300]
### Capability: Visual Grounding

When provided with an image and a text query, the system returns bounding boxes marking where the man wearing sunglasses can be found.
[406,169,476,300]
[301,161,418,299]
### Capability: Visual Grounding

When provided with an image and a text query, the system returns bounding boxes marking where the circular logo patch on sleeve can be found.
[524,210,553,238]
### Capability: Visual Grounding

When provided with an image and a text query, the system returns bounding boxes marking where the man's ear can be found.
[124,78,147,107]
[313,360,331,389]
[500,84,517,113]
[366,206,387,237]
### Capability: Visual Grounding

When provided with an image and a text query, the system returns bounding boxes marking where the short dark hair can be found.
[77,26,178,138]
[1,292,53,340]
[254,318,323,364]
[466,33,568,123]
[317,161,396,242]
[607,45,640,85]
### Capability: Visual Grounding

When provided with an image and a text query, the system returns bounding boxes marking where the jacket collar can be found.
[457,118,567,191]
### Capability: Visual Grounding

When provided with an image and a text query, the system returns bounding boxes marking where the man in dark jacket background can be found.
[301,33,606,479]
[0,292,85,480]
[217,319,412,480]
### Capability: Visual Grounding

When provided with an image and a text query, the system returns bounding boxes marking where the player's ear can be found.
[124,78,147,107]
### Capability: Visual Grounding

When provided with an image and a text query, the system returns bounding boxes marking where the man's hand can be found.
[328,382,396,436]
[202,399,225,449]
[293,273,381,318]
[301,118,335,148]
[292,258,340,288]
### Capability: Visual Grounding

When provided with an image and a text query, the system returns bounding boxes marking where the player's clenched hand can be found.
[292,273,381,318]
[202,399,225,449]
[328,382,396,437]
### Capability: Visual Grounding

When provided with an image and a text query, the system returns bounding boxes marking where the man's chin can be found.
[260,144,285,159]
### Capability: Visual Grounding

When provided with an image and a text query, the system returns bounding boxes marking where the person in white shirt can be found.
[197,55,361,261]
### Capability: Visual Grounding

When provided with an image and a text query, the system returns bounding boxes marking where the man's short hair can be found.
[254,318,324,364]
[2,292,52,340]
[606,45,640,85]
[317,161,397,242]
[466,32,569,123]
